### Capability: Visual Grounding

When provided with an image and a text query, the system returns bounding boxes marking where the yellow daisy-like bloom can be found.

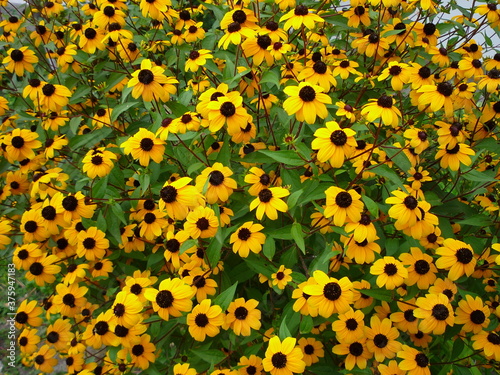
[52,283,88,317]
[455,295,491,333]
[263,336,306,375]
[4,128,42,163]
[435,238,477,281]
[332,308,365,344]
[14,299,43,329]
[244,167,274,196]
[18,328,40,355]
[332,338,372,370]
[33,345,59,374]
[184,206,219,239]
[377,61,411,91]
[249,187,290,221]
[159,177,202,220]
[271,265,293,290]
[206,91,250,134]
[312,121,357,168]
[230,221,266,258]
[185,49,213,72]
[303,270,353,318]
[173,363,197,375]
[361,95,402,127]
[399,247,437,289]
[224,298,262,336]
[414,293,455,335]
[117,333,156,370]
[196,163,237,204]
[238,355,264,375]
[128,59,178,102]
[385,190,430,230]
[121,128,165,166]
[417,82,456,117]
[472,330,500,361]
[365,316,401,362]
[2,47,38,76]
[76,226,109,261]
[26,254,61,287]
[291,278,319,317]
[283,82,332,124]
[434,142,475,171]
[397,345,431,375]
[139,0,169,20]
[370,256,408,290]
[144,278,194,321]
[110,291,143,328]
[82,147,117,178]
[324,186,364,227]
[38,82,72,112]
[186,299,224,341]
[280,5,324,30]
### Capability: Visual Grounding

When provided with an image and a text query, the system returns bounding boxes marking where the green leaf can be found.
[385,238,400,256]
[287,189,303,210]
[450,337,465,360]
[370,164,404,189]
[110,101,141,122]
[243,254,274,278]
[191,349,226,365]
[269,225,294,240]
[462,169,497,182]
[279,315,292,339]
[165,101,190,117]
[212,281,238,310]
[206,228,227,268]
[456,215,492,226]
[300,315,314,334]
[110,203,127,225]
[260,69,281,89]
[362,195,379,217]
[69,127,113,150]
[257,150,305,166]
[291,222,306,254]
[263,237,276,260]
[93,175,109,199]
[180,239,197,255]
[359,288,393,302]
[97,211,107,232]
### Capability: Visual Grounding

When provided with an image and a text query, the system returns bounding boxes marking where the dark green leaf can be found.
[191,349,226,365]
[359,288,393,302]
[291,222,306,254]
[212,281,238,310]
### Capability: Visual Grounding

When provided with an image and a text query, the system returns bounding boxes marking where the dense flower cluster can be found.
[0,0,499,374]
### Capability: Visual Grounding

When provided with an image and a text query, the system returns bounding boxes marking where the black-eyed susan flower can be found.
[79,25,105,53]
[332,338,372,370]
[292,278,319,317]
[244,167,274,196]
[110,291,143,328]
[399,247,437,289]
[196,163,237,204]
[2,47,38,76]
[283,82,332,125]
[26,254,61,287]
[45,318,73,351]
[224,298,261,336]
[311,121,357,168]
[186,299,224,341]
[271,265,292,290]
[218,21,256,49]
[159,177,201,220]
[162,230,191,270]
[455,295,491,333]
[472,330,500,361]
[82,147,117,178]
[121,128,165,166]
[230,221,266,258]
[280,5,324,30]
[324,186,364,227]
[184,206,219,239]
[249,187,289,221]
[18,328,40,355]
[52,283,88,317]
[183,268,218,302]
[263,336,306,375]
[139,0,168,19]
[4,128,41,163]
[342,235,381,265]
[385,190,430,230]
[397,345,431,375]
[33,345,59,373]
[206,91,250,134]
[38,82,72,112]
[128,59,178,102]
[139,209,168,241]
[361,95,401,127]
[332,308,366,344]
[391,299,419,334]
[237,355,263,375]
[76,227,109,261]
[15,300,43,329]
[377,61,411,91]
[332,59,362,80]
[82,310,119,349]
[173,363,197,375]
[185,49,213,72]
[414,293,454,335]
[435,238,477,281]
[370,256,408,290]
[145,278,194,321]
[365,316,401,362]
[297,337,324,366]
[303,270,353,318]
[242,35,274,66]
[435,142,475,171]
[13,243,42,271]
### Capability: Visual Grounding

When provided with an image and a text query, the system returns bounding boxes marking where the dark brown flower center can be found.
[257,35,271,49]
[349,342,363,356]
[345,318,358,331]
[196,218,209,230]
[195,313,209,327]
[335,192,352,208]
[234,306,248,320]
[160,185,177,203]
[138,69,154,84]
[156,290,174,308]
[10,49,24,62]
[298,85,316,102]
[232,9,247,23]
[330,129,348,146]
[209,170,225,186]
[220,102,236,117]
[271,352,287,368]
[113,303,125,317]
[258,188,273,203]
[294,5,308,16]
[63,293,76,307]
[487,332,500,344]
[416,353,429,367]
[42,84,56,96]
[166,238,180,253]
[373,333,388,348]
[237,227,251,241]
[377,95,393,108]
[431,304,449,320]
[389,65,402,76]
[29,262,43,276]
[437,82,453,96]
[456,247,473,264]
[414,259,430,275]
[323,282,342,301]
[94,321,109,335]
[103,5,115,17]
[470,309,486,324]
[403,196,418,209]
[41,206,56,220]
[404,309,416,322]
[83,237,96,249]
[384,263,398,276]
